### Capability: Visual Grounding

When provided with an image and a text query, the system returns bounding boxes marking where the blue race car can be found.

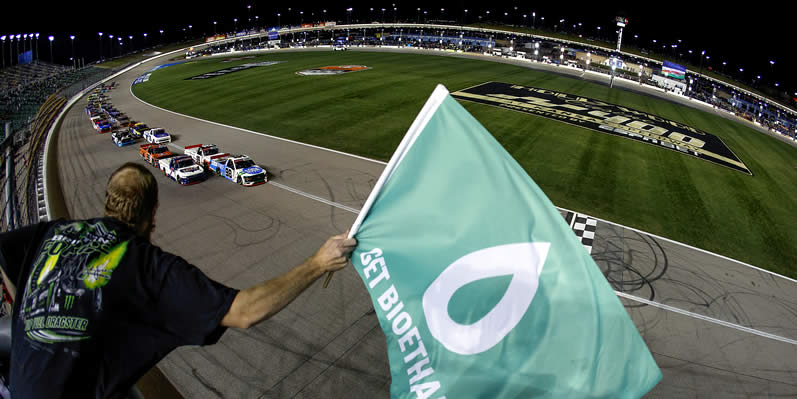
[111,130,136,147]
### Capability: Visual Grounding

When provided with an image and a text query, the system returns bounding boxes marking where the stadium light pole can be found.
[34,33,39,61]
[188,25,192,38]
[128,35,133,51]
[10,34,16,64]
[213,21,217,35]
[1,36,5,69]
[234,18,238,32]
[8,35,13,67]
[48,36,54,63]
[98,32,103,61]
[769,60,775,84]
[70,35,75,68]
[143,32,148,48]
[23,34,28,61]
[247,5,252,29]
[109,34,114,57]
[159,29,164,44]
[532,11,536,28]
[698,50,705,88]
[15,34,20,63]
[28,34,34,61]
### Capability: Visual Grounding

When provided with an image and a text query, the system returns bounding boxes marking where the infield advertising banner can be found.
[451,82,751,175]
[349,84,661,398]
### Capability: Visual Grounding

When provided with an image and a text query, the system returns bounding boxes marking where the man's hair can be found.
[104,163,158,234]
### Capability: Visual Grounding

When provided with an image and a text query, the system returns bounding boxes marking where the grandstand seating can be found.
[0,63,109,138]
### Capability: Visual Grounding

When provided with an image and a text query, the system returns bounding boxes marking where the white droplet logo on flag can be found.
[422,242,550,355]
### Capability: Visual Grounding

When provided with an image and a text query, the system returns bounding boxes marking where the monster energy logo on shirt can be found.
[20,221,129,344]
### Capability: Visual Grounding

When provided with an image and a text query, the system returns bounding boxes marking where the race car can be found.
[143,128,172,144]
[128,123,149,138]
[159,155,206,185]
[207,154,267,186]
[111,130,137,147]
[94,118,113,134]
[184,144,224,168]
[139,143,173,166]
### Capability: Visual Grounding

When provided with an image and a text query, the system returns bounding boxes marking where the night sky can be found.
[2,1,794,97]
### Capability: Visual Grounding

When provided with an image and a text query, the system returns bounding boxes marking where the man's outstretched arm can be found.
[221,232,356,329]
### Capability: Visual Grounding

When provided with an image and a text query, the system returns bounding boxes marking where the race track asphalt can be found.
[53,48,797,398]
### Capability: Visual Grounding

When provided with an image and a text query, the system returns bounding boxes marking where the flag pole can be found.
[323,84,450,287]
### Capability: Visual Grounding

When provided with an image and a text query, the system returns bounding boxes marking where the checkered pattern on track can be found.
[564,212,597,254]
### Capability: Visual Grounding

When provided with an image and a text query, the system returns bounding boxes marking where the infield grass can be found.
[133,50,797,277]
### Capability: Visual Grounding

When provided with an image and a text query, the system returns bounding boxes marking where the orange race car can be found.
[139,143,173,167]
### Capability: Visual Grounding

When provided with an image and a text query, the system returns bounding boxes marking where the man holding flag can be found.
[328,84,661,398]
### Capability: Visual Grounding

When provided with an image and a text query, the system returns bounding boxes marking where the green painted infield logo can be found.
[452,82,752,175]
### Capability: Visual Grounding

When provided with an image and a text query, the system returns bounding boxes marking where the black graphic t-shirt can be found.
[0,218,238,398]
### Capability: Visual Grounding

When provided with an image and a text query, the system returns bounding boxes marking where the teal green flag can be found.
[349,85,661,398]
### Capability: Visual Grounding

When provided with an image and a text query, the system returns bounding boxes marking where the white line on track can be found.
[616,291,797,346]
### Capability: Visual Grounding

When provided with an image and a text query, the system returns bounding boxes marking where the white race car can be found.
[159,155,206,185]
[143,128,172,144]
